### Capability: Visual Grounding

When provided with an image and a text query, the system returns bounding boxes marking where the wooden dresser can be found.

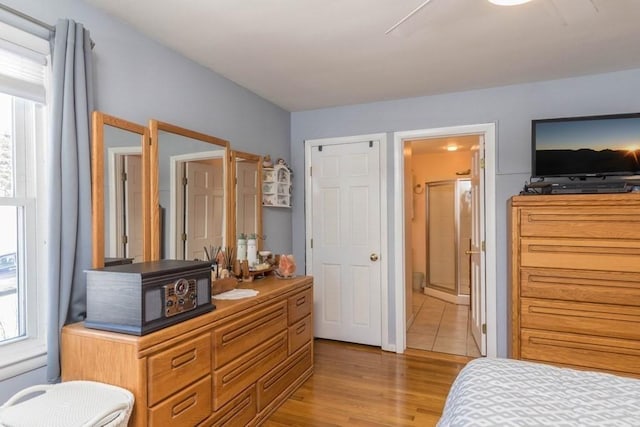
[61,276,313,426]
[509,194,640,376]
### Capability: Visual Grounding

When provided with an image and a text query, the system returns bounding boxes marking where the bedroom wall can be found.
[291,67,640,357]
[0,0,291,401]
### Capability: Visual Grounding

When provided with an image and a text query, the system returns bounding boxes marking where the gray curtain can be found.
[46,19,94,382]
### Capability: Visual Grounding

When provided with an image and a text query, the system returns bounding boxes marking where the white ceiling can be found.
[83,0,640,112]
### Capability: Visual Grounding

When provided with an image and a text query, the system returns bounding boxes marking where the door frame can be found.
[393,123,497,357]
[304,133,390,350]
[106,146,142,257]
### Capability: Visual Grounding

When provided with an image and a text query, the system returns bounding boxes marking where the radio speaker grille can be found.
[197,278,209,306]
[145,288,163,322]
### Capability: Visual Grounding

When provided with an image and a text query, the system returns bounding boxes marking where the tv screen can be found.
[532,113,640,178]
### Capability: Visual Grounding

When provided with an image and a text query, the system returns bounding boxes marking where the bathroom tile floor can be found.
[407,291,481,357]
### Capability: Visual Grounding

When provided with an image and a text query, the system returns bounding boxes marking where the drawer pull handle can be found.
[172,393,197,417]
[171,349,196,369]
[296,323,306,334]
[296,296,306,306]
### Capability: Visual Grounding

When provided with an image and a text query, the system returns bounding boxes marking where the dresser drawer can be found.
[213,330,288,410]
[213,301,287,369]
[521,297,640,341]
[199,386,256,427]
[520,329,640,375]
[520,238,640,273]
[148,333,211,406]
[148,375,211,427]
[288,288,313,325]
[257,343,312,412]
[288,314,312,355]
[520,268,640,306]
[519,208,640,239]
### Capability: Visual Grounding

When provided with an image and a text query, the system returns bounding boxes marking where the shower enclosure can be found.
[425,179,472,305]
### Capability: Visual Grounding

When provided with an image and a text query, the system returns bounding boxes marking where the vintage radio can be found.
[85,260,214,335]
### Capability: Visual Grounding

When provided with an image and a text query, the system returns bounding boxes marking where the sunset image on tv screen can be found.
[534,116,640,177]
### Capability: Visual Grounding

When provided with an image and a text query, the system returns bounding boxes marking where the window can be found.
[0,25,48,380]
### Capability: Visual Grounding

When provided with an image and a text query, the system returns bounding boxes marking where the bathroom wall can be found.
[412,150,473,278]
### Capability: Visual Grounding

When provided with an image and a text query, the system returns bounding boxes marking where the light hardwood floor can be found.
[407,292,481,357]
[265,339,471,427]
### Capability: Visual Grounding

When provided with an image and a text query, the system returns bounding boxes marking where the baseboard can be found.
[424,287,470,305]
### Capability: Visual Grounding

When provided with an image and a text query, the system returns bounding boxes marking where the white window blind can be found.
[0,21,47,102]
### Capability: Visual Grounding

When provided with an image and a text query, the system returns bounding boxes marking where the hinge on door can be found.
[181,233,187,242]
[482,241,486,251]
[309,166,312,177]
[121,235,128,244]
[482,323,487,334]
[310,238,313,249]
[121,172,127,182]
[318,145,323,152]
[182,176,188,186]
[369,140,373,148]
[480,158,485,169]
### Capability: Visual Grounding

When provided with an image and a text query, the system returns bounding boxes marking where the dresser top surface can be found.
[63,275,313,352]
[511,193,640,207]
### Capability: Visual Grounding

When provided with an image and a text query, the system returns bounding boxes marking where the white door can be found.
[184,159,224,260]
[310,141,382,346]
[470,138,487,355]
[124,154,144,262]
[236,160,258,236]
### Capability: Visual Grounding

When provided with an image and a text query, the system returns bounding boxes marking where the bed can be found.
[437,358,640,427]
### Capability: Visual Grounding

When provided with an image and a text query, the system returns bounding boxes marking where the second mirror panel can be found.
[150,120,230,261]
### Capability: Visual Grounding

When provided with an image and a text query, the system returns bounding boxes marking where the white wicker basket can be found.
[0,380,134,427]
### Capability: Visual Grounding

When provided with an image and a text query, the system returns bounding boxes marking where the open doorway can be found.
[393,123,497,358]
[406,136,479,357]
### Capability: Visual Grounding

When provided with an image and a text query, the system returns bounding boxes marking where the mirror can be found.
[91,111,149,268]
[230,151,262,248]
[149,120,230,261]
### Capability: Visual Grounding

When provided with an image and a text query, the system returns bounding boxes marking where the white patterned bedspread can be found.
[437,358,640,427]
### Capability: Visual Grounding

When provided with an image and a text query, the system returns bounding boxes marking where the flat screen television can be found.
[532,112,640,179]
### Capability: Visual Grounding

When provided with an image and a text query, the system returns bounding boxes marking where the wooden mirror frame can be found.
[229,150,263,249]
[148,120,230,260]
[91,111,150,268]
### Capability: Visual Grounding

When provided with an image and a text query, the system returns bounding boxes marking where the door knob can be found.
[370,253,379,261]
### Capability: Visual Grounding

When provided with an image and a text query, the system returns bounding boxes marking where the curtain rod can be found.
[0,3,95,48]
[0,3,55,33]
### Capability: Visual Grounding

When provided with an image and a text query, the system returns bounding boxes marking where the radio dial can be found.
[174,278,189,297]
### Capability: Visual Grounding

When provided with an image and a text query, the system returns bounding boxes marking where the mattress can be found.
[437,358,640,427]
